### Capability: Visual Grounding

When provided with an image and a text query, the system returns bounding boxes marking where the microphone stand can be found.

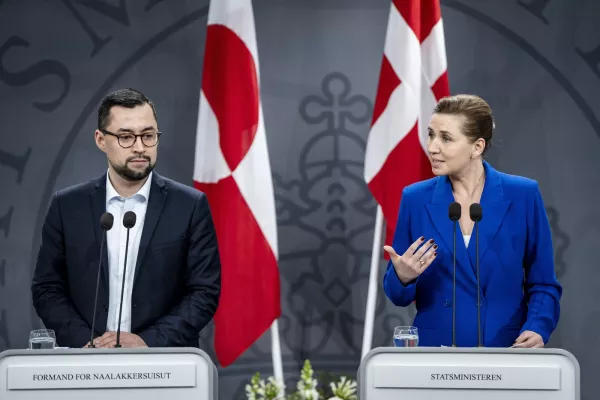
[115,226,131,348]
[476,221,482,347]
[89,230,106,348]
[452,218,457,347]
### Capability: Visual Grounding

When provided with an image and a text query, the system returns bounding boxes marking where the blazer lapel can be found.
[467,161,511,269]
[133,173,167,284]
[424,176,475,286]
[89,174,109,294]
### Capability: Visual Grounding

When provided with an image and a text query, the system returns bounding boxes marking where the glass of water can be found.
[29,329,56,349]
[393,326,419,347]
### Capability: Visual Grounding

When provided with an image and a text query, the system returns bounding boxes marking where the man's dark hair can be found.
[97,88,158,130]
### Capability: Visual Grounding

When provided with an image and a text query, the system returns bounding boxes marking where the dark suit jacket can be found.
[31,172,221,348]
[383,161,562,347]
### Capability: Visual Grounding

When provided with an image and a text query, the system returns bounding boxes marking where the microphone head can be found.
[123,211,137,228]
[100,212,114,230]
[469,203,483,222]
[448,202,461,221]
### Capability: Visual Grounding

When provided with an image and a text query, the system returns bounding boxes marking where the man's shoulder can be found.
[156,173,204,201]
[55,175,104,200]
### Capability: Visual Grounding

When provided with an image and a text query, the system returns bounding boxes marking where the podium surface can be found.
[359,347,579,400]
[0,347,217,400]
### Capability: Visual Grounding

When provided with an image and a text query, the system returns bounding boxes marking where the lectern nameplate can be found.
[8,363,196,390]
[373,364,560,390]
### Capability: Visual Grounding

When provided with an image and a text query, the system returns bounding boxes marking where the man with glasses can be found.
[31,88,221,349]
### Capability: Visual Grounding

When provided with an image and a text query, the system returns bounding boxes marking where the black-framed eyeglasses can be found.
[99,128,161,148]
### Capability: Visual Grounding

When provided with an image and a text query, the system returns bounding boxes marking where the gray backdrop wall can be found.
[1,0,599,398]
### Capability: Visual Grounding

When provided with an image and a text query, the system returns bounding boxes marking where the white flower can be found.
[247,359,359,400]
[296,360,319,400]
[297,381,319,399]
[300,388,319,400]
[246,373,268,400]
[265,376,285,399]
[329,376,357,400]
[245,384,257,400]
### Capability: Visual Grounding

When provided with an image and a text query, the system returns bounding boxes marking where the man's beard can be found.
[109,155,155,182]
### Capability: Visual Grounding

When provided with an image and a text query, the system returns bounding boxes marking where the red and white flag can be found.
[365,0,450,244]
[193,0,280,367]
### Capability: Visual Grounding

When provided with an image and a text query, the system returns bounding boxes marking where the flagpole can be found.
[270,320,284,396]
[361,205,384,359]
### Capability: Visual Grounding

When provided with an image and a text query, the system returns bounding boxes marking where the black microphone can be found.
[469,203,483,347]
[448,202,461,347]
[115,211,136,348]
[89,212,114,348]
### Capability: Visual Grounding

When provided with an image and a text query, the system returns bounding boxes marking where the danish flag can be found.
[193,0,280,367]
[364,0,450,244]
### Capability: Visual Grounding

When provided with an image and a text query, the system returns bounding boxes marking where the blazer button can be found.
[444,300,451,307]
[133,304,137,308]
[103,305,108,312]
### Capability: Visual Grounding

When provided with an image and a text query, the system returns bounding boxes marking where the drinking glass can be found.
[393,326,419,347]
[29,329,56,349]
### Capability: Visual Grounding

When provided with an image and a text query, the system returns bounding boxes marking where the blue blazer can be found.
[32,172,221,348]
[383,161,561,347]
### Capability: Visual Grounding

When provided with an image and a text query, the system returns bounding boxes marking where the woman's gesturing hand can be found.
[383,237,437,284]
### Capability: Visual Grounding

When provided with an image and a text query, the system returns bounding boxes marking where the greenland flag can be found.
[193,0,280,367]
[364,0,450,244]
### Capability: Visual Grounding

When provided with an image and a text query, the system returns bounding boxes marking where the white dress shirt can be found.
[105,171,152,333]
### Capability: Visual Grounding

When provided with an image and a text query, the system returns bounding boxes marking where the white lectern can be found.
[0,347,218,400]
[359,347,579,400]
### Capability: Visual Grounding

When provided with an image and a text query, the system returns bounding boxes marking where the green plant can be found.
[245,360,357,400]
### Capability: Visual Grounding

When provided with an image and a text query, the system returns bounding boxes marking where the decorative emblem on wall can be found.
[274,72,379,355]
